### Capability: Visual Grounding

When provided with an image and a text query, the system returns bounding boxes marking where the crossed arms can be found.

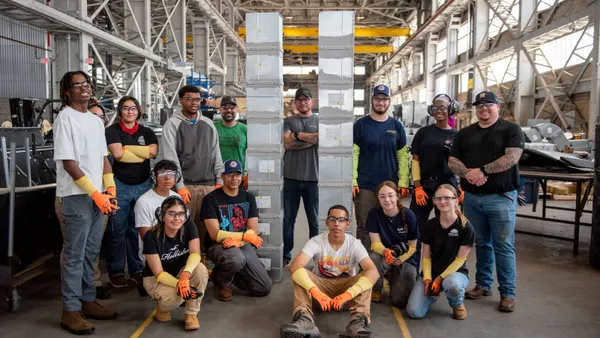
[283,130,319,150]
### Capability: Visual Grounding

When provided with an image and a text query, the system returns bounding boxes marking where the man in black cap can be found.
[448,90,524,313]
[215,96,248,190]
[282,87,319,267]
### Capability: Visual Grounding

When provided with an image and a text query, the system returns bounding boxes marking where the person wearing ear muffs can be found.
[410,94,460,236]
[104,96,159,289]
[142,195,208,331]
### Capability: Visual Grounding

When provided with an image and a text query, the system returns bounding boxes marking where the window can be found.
[538,0,566,11]
[354,89,365,101]
[457,23,470,55]
[436,38,447,64]
[459,72,470,93]
[435,75,447,94]
[354,107,365,116]
[539,28,594,72]
[283,66,318,75]
[418,88,426,103]
[354,66,366,75]
[489,56,516,85]
[488,2,519,38]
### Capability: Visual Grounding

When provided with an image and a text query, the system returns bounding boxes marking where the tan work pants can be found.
[186,184,214,248]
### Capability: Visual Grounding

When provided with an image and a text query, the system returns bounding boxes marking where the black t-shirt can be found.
[142,221,199,277]
[421,217,474,279]
[450,119,524,194]
[199,188,259,247]
[411,124,457,186]
[365,207,420,268]
[105,123,158,185]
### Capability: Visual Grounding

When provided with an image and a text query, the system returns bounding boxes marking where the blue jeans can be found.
[406,273,469,319]
[104,178,152,278]
[283,178,319,262]
[61,194,104,311]
[463,190,517,298]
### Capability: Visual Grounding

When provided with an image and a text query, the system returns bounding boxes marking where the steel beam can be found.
[283,45,393,53]
[238,26,411,37]
[188,0,246,54]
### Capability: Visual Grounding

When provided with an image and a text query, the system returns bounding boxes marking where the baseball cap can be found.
[294,87,313,100]
[373,84,390,97]
[223,160,242,174]
[473,91,499,105]
[221,96,237,106]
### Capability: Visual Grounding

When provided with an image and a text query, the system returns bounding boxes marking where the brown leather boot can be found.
[61,310,95,335]
[371,289,382,303]
[184,314,200,331]
[465,286,492,300]
[81,300,118,320]
[499,297,515,312]
[155,304,171,322]
[452,305,467,320]
[216,285,233,302]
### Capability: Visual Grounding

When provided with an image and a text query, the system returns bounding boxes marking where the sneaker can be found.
[339,313,374,338]
[465,286,492,300]
[81,300,118,320]
[95,285,112,300]
[279,310,321,338]
[216,285,233,302]
[61,310,95,335]
[110,275,129,288]
[155,304,171,322]
[452,304,467,320]
[184,314,200,331]
[371,290,382,303]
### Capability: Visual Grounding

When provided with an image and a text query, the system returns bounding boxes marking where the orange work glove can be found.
[309,287,332,312]
[91,191,119,215]
[424,279,433,297]
[431,276,443,295]
[176,272,191,299]
[222,237,242,249]
[415,186,429,207]
[383,248,396,265]
[459,188,465,204]
[106,186,116,198]
[399,187,410,198]
[242,229,263,248]
[242,175,249,190]
[215,184,222,189]
[177,187,192,204]
[352,186,360,198]
[331,292,354,311]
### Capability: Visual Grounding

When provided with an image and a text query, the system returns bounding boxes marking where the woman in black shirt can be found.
[406,184,474,320]
[142,196,208,331]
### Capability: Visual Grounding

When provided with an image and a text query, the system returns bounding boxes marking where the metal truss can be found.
[475,52,517,117]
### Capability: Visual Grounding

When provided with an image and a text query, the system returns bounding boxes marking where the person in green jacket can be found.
[214,96,248,190]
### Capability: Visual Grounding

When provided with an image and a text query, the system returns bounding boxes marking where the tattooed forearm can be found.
[298,132,319,145]
[483,147,523,174]
[448,156,470,178]
[284,132,315,150]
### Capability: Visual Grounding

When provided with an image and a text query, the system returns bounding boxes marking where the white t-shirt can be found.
[302,232,369,278]
[134,189,179,229]
[54,106,108,197]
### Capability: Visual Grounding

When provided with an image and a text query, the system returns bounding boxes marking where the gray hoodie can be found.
[159,110,223,189]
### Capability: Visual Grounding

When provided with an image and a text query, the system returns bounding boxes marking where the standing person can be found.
[279,205,379,338]
[160,85,223,247]
[214,96,248,190]
[282,87,319,266]
[367,181,419,307]
[406,184,474,320]
[410,94,459,231]
[448,91,524,312]
[353,84,410,251]
[104,96,158,288]
[54,71,118,335]
[200,160,272,301]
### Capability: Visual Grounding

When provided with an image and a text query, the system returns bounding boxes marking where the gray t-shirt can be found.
[284,114,319,181]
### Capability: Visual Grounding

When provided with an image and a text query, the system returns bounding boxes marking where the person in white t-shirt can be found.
[280,205,380,338]
[53,71,119,335]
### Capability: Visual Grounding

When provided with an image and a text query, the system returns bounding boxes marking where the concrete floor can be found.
[1,199,600,338]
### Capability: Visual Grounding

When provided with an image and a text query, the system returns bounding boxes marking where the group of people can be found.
[52,69,524,337]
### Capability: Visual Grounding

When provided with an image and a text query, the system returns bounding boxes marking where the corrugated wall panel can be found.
[0,14,47,100]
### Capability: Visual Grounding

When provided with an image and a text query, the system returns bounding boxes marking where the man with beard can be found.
[449,91,524,313]
[214,96,248,190]
[282,88,319,267]
[353,85,409,251]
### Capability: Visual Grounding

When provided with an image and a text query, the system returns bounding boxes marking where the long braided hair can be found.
[59,71,95,110]
[376,180,407,230]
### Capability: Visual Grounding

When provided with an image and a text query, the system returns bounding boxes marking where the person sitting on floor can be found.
[367,181,419,307]
[200,159,272,301]
[280,205,380,338]
[406,184,474,320]
[142,196,209,331]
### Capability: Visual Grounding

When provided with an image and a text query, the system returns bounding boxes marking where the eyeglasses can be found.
[224,172,242,178]
[157,170,177,178]
[373,97,390,103]
[377,193,397,199]
[431,106,448,112]
[165,211,186,218]
[182,97,202,103]
[221,105,236,110]
[295,98,311,103]
[121,106,138,112]
[326,216,349,223]
[432,196,456,202]
[72,81,90,89]
[475,103,496,109]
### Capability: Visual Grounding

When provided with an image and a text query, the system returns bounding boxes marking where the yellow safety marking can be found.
[392,306,412,338]
[130,309,156,338]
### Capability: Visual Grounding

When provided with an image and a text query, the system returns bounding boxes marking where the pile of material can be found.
[546,181,594,200]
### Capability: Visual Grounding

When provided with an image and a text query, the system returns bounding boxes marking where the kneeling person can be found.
[142,196,209,331]
[200,159,272,301]
[280,205,380,338]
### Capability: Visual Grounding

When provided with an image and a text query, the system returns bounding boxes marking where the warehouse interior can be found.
[1,0,600,337]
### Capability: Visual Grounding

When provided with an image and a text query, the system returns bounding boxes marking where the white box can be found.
[246,149,284,182]
[318,57,354,80]
[246,53,284,83]
[245,13,283,45]
[319,117,354,148]
[247,117,283,149]
[318,88,354,117]
[257,243,284,282]
[246,89,283,117]
[318,11,354,38]
[318,184,353,220]
[258,216,283,246]
[248,182,283,217]
[319,151,353,183]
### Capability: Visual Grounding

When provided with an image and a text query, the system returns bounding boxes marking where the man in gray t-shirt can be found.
[282,87,319,265]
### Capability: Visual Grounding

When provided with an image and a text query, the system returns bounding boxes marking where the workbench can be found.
[517,170,594,255]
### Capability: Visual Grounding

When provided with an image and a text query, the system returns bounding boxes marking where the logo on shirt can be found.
[448,228,459,237]
[137,136,146,146]
[161,244,190,260]
[397,227,407,234]
[218,202,250,232]
[318,255,352,278]
[386,130,397,135]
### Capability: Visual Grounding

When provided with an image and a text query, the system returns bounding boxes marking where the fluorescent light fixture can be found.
[285,16,293,20]
[357,16,365,20]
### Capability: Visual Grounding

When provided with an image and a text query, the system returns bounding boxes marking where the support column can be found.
[515,0,536,125]
[192,18,210,77]
[412,53,422,83]
[589,1,600,137]
[447,16,459,97]
[171,0,187,62]
[471,0,489,120]
[425,35,436,103]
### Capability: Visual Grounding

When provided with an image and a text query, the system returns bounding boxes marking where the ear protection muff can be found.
[155,195,191,223]
[428,94,460,116]
[151,169,182,186]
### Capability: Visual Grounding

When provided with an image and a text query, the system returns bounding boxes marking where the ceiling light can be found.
[297,57,303,61]
[357,16,365,20]
[285,16,293,20]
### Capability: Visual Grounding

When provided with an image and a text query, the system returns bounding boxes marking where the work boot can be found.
[184,314,200,331]
[61,310,95,335]
[499,297,515,312]
[216,285,233,302]
[465,286,492,300]
[280,310,321,338]
[371,289,382,303]
[81,300,118,320]
[452,304,467,320]
[339,313,374,338]
[155,304,171,322]
[110,275,129,288]
[95,285,111,300]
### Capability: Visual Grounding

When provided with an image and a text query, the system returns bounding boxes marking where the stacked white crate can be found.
[317,12,355,234]
[244,12,284,281]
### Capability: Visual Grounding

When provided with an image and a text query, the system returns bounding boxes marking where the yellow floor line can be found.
[392,306,412,338]
[130,309,156,338]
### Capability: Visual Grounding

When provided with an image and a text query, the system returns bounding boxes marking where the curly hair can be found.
[376,181,407,230]
[59,71,95,110]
